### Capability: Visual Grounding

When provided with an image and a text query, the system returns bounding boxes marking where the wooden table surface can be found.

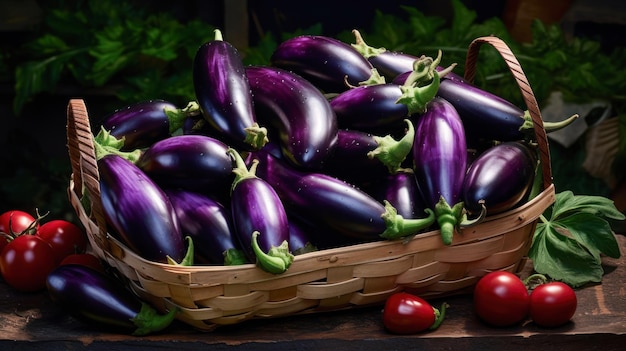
[1,235,625,351]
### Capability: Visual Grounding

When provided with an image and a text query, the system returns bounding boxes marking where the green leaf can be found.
[552,212,621,258]
[530,223,604,287]
[551,190,626,221]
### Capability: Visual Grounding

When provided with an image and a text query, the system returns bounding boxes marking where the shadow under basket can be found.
[66,36,556,331]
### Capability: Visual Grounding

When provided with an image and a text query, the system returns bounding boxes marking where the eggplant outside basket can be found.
[66,36,556,331]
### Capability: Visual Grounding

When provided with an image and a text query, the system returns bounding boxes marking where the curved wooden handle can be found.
[464,36,552,189]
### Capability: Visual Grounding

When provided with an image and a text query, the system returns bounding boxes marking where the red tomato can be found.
[59,253,105,273]
[0,210,38,251]
[0,235,57,292]
[529,282,577,328]
[37,220,87,263]
[382,292,444,334]
[473,271,530,327]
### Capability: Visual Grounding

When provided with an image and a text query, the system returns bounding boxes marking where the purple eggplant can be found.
[287,217,318,255]
[98,154,185,263]
[245,65,339,170]
[367,170,426,220]
[463,141,538,215]
[249,147,435,246]
[269,34,385,93]
[330,52,449,133]
[351,29,464,83]
[166,189,247,265]
[436,78,577,142]
[100,100,201,150]
[193,29,268,150]
[227,148,293,274]
[46,264,177,336]
[322,119,414,185]
[412,97,480,245]
[135,134,234,200]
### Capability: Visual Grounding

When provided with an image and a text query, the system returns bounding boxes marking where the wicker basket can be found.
[66,36,556,331]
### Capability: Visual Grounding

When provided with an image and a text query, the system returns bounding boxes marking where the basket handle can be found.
[463,36,553,190]
[66,99,107,236]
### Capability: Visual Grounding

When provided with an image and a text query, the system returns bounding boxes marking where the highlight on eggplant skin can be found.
[462,141,538,215]
[98,154,186,263]
[46,264,177,336]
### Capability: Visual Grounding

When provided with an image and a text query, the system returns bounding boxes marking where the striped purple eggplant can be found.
[166,189,247,265]
[193,29,268,150]
[412,97,472,245]
[100,100,200,150]
[270,34,385,93]
[227,148,293,274]
[98,154,185,263]
[322,119,415,185]
[351,29,464,83]
[436,78,577,142]
[47,264,177,336]
[463,141,538,215]
[246,65,339,170]
[249,147,435,246]
[135,134,234,200]
[330,52,448,134]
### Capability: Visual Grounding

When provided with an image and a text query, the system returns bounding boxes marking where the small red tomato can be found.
[382,292,446,334]
[529,282,577,328]
[473,271,530,327]
[0,235,57,292]
[37,220,87,263]
[0,210,38,251]
[59,253,105,273]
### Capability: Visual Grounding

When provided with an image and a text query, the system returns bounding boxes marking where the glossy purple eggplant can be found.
[166,189,247,265]
[46,264,177,336]
[98,154,185,263]
[246,65,339,170]
[249,147,435,246]
[368,170,426,220]
[227,148,293,274]
[100,100,200,150]
[436,78,576,142]
[412,97,470,245]
[193,29,268,150]
[330,52,448,134]
[351,29,464,82]
[135,134,233,200]
[463,141,537,215]
[322,120,414,185]
[270,34,385,93]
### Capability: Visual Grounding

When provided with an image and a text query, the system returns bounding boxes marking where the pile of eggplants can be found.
[88,28,567,275]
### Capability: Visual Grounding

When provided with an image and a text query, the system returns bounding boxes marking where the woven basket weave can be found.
[66,36,556,331]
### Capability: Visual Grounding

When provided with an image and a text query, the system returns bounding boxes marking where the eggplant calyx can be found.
[397,70,441,116]
[223,248,248,265]
[251,231,294,274]
[368,119,415,173]
[93,127,142,162]
[213,28,224,41]
[434,197,465,245]
[244,123,269,150]
[344,68,386,89]
[164,101,201,134]
[350,29,386,58]
[167,236,195,266]
[380,201,435,240]
[131,303,178,336]
[228,148,259,191]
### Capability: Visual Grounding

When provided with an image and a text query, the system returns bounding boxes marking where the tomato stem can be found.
[429,302,449,330]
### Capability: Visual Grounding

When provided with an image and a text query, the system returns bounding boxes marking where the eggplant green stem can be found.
[380,200,436,240]
[167,236,194,266]
[459,200,487,228]
[164,101,201,134]
[93,127,142,162]
[251,231,294,274]
[227,147,258,193]
[368,119,415,173]
[131,303,178,336]
[243,122,269,150]
[224,248,248,265]
[350,29,387,58]
[434,196,466,245]
[214,28,224,41]
[520,112,579,136]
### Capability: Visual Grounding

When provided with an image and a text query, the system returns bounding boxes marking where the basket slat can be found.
[66,36,556,330]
